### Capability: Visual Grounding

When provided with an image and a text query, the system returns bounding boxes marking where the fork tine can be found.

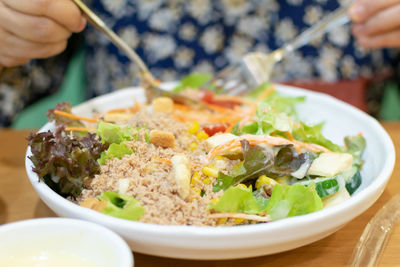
[200,65,236,90]
[205,2,351,97]
[204,51,277,96]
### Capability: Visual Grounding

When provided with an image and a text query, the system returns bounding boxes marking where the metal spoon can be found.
[72,0,209,109]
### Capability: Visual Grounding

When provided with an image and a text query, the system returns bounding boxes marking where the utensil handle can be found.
[72,0,151,75]
[348,194,400,267]
[284,1,354,53]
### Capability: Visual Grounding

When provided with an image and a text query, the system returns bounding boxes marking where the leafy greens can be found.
[97,143,133,165]
[266,184,323,220]
[98,191,144,220]
[292,122,342,152]
[213,140,310,192]
[208,186,268,214]
[27,128,107,198]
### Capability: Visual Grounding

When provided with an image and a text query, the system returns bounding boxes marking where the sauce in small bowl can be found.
[0,218,133,267]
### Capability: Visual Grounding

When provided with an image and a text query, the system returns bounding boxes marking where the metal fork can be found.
[72,0,207,108]
[208,1,354,95]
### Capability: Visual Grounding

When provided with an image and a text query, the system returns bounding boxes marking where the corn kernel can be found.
[196,131,209,140]
[210,198,218,204]
[237,183,247,189]
[189,142,198,151]
[234,218,245,224]
[202,177,212,185]
[191,187,201,196]
[191,172,201,185]
[217,218,227,225]
[275,176,290,184]
[202,166,218,178]
[188,122,200,135]
[255,175,276,190]
[189,187,201,201]
[214,155,225,161]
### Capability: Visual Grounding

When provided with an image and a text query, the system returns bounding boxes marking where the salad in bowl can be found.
[27,77,366,227]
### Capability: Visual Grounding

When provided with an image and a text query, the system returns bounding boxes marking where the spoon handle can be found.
[348,194,400,267]
[72,0,152,77]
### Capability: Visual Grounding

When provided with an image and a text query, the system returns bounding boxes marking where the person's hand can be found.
[349,0,400,49]
[0,0,86,68]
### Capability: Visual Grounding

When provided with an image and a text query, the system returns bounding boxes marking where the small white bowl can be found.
[0,218,133,267]
[25,84,396,260]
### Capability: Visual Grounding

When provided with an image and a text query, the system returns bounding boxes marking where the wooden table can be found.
[1,125,399,266]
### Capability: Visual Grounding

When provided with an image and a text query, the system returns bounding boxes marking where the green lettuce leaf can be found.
[239,91,302,135]
[259,91,305,116]
[266,184,323,220]
[240,122,260,135]
[98,143,133,165]
[213,172,235,192]
[212,161,246,192]
[246,82,272,99]
[208,186,268,214]
[173,73,212,92]
[98,191,144,220]
[344,135,366,167]
[292,122,342,152]
[97,121,133,144]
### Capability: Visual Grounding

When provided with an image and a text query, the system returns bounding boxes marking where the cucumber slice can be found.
[345,169,362,195]
[315,178,339,198]
[293,177,340,199]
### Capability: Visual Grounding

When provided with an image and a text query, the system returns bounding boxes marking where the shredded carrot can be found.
[205,134,330,162]
[192,163,201,169]
[214,95,253,106]
[202,102,232,113]
[65,127,96,132]
[224,122,237,133]
[106,106,136,114]
[133,99,140,112]
[173,109,242,124]
[208,213,271,222]
[224,86,276,133]
[54,110,98,123]
[172,113,187,122]
[98,102,140,119]
[256,85,275,103]
[154,157,172,165]
[286,131,294,141]
[291,140,331,153]
[242,85,276,121]
[357,132,363,136]
[173,103,191,111]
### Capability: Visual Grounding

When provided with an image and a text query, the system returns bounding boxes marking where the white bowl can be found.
[0,218,133,266]
[25,84,395,260]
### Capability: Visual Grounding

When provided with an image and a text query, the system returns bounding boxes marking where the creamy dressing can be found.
[0,250,100,267]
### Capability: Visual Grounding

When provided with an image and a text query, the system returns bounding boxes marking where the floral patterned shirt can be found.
[0,0,398,126]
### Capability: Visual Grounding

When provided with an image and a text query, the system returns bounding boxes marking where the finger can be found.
[0,2,71,43]
[348,0,400,23]
[0,29,67,59]
[356,29,400,49]
[0,55,30,67]
[1,0,86,33]
[352,4,400,36]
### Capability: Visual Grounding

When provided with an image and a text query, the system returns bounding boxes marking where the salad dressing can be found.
[0,250,100,267]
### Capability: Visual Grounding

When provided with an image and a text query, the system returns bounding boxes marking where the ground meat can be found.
[78,110,227,226]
